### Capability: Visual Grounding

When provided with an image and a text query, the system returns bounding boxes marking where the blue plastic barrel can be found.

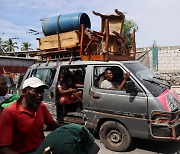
[42,12,91,36]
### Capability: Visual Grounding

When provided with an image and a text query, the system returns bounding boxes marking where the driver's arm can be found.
[117,72,130,90]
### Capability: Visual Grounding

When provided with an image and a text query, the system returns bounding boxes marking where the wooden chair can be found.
[80,9,136,61]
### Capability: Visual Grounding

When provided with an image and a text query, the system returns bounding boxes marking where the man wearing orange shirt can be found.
[0,77,61,154]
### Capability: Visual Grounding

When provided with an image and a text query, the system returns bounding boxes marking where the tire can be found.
[99,121,132,152]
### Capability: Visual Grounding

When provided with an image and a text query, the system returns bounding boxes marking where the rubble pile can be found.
[156,72,180,86]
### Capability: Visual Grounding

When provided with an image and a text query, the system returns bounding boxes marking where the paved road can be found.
[44,131,180,154]
[96,138,180,154]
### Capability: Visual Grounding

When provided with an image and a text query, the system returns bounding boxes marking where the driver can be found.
[100,68,130,90]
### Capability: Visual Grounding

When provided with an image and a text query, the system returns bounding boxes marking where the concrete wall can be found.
[0,56,37,73]
[137,46,180,86]
[137,46,180,72]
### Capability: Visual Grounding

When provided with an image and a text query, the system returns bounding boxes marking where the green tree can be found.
[0,38,4,54]
[122,19,138,47]
[21,42,33,51]
[3,38,19,53]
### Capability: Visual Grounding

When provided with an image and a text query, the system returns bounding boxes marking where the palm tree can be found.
[21,42,33,51]
[3,38,19,53]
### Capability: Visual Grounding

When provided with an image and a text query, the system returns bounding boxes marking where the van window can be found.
[59,66,86,83]
[93,66,124,90]
[57,66,86,113]
[31,68,56,87]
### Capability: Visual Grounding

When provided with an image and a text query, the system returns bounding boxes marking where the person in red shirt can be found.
[0,77,61,154]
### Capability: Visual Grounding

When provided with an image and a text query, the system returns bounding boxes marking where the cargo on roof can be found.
[36,9,136,62]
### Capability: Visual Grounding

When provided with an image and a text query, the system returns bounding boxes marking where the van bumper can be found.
[149,110,180,141]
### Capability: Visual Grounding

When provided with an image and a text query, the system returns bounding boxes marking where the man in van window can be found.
[0,77,62,154]
[100,68,130,90]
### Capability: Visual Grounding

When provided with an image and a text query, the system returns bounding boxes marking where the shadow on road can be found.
[94,133,180,154]
[129,138,180,154]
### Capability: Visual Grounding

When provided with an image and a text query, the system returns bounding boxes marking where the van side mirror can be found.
[125,81,137,93]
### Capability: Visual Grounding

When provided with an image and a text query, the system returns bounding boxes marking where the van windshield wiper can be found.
[153,76,171,88]
[143,78,170,88]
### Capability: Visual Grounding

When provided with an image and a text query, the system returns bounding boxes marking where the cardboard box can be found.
[39,31,80,51]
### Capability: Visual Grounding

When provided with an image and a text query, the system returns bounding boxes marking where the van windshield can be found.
[124,62,169,97]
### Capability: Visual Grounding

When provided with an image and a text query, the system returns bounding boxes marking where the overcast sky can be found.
[0,0,180,51]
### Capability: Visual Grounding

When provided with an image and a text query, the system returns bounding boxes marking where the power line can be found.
[0,31,43,36]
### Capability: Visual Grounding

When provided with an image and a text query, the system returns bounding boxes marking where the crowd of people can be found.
[0,74,98,154]
[0,67,129,153]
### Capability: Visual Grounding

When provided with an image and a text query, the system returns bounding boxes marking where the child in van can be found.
[57,69,82,112]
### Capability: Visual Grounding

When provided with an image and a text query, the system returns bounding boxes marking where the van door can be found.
[84,65,149,138]
[31,67,57,118]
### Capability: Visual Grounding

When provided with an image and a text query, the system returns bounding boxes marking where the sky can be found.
[0,0,180,51]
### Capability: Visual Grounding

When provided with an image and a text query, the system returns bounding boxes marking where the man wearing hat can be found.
[0,77,61,154]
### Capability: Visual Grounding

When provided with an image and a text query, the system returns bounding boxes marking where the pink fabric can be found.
[157,88,180,112]
[157,89,169,111]
[59,94,76,105]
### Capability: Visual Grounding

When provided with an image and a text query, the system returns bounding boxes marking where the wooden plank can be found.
[80,24,85,56]
[109,55,135,61]
[103,20,124,35]
[100,36,129,54]
[81,55,135,61]
[36,49,80,56]
[39,31,80,50]
[132,29,136,58]
[99,15,124,35]
[93,10,125,35]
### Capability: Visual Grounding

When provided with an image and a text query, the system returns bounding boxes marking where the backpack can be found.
[36,124,98,154]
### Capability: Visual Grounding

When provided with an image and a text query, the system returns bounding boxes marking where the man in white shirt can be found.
[100,68,130,90]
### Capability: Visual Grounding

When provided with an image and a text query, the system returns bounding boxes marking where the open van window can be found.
[124,62,169,97]
[93,66,126,90]
[57,66,86,115]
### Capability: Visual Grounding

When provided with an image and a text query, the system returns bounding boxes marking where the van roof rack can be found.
[36,9,136,62]
[35,50,81,61]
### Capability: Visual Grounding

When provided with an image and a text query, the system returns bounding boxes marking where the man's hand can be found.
[117,72,130,91]
[69,88,77,93]
[46,120,64,131]
[124,72,130,81]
